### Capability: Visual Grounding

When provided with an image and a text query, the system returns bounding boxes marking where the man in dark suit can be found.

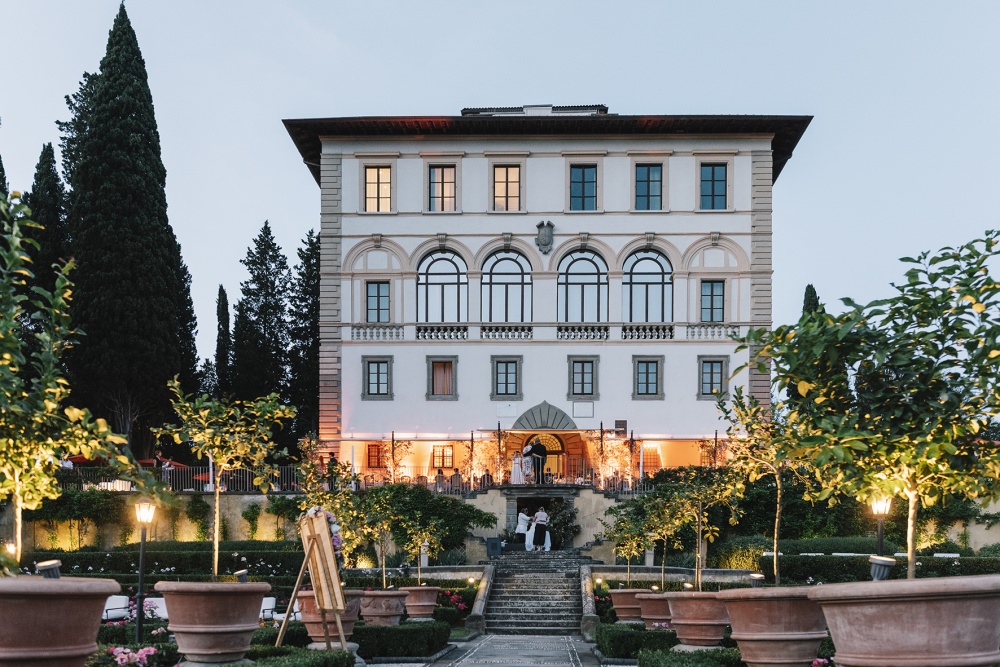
[526,439,547,484]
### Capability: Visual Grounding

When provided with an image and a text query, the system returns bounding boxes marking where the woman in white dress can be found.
[514,507,530,544]
[511,452,525,485]
[521,446,534,483]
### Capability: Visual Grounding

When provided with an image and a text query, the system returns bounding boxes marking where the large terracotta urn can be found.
[299,588,363,641]
[359,589,409,626]
[399,585,440,619]
[155,581,270,664]
[717,587,828,667]
[666,591,730,647]
[608,589,643,624]
[807,574,1000,667]
[635,592,672,629]
[0,575,121,667]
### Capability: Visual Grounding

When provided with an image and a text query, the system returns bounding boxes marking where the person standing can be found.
[514,507,530,544]
[511,452,525,484]
[531,506,549,552]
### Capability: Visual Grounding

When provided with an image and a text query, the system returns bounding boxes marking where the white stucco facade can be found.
[285,106,810,481]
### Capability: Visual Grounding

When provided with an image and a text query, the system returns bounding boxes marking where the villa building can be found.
[284,105,810,488]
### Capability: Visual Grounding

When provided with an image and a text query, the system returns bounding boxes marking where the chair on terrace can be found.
[260,596,277,621]
[102,594,130,621]
[273,600,300,623]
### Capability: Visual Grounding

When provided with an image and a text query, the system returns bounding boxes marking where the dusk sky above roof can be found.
[4,1,999,358]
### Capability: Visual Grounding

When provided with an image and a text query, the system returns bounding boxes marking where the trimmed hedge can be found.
[777,537,899,556]
[638,647,743,667]
[255,650,355,667]
[764,555,1000,584]
[252,623,313,648]
[28,548,303,576]
[96,621,168,645]
[351,621,450,658]
[595,624,679,658]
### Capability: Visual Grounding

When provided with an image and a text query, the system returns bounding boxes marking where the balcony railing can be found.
[351,324,404,341]
[415,325,468,340]
[347,321,748,342]
[622,324,675,340]
[481,325,533,340]
[557,325,609,340]
[686,323,741,340]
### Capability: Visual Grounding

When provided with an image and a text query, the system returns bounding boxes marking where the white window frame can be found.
[629,152,671,213]
[564,153,605,213]
[358,156,397,214]
[694,152,736,213]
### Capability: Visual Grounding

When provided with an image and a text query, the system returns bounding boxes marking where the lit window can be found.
[493,165,520,211]
[366,281,389,323]
[433,445,454,469]
[701,281,725,323]
[367,443,385,468]
[429,165,457,212]
[570,165,597,211]
[700,163,727,210]
[365,166,391,212]
[635,164,662,211]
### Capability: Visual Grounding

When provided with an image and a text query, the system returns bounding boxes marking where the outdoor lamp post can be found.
[871,497,892,557]
[134,501,156,643]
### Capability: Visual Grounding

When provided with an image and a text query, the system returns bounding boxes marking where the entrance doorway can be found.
[521,433,564,481]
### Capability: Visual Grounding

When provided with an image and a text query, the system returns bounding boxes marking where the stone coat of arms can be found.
[535,221,554,254]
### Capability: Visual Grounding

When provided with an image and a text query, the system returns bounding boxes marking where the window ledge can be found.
[628,209,670,214]
[564,210,605,214]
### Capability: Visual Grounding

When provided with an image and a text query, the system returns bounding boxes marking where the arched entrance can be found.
[505,401,586,482]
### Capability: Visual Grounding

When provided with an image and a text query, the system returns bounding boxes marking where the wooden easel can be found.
[276,513,348,650]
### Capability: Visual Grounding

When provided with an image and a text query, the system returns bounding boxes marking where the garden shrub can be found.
[243,502,263,540]
[978,543,1000,557]
[776,536,898,556]
[595,624,679,658]
[351,621,450,658]
[637,647,742,667]
[916,539,974,557]
[712,535,769,570]
[433,606,462,626]
[765,555,1000,584]
[186,495,212,541]
[96,621,168,645]
[85,643,179,667]
[254,649,355,667]
[252,623,312,648]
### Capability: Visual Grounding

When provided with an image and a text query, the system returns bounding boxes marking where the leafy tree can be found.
[601,500,650,584]
[231,221,291,401]
[718,387,809,585]
[288,230,320,440]
[399,514,444,585]
[155,378,295,577]
[359,484,406,588]
[215,285,232,396]
[740,232,1000,578]
[0,193,150,562]
[59,6,198,452]
[298,434,362,564]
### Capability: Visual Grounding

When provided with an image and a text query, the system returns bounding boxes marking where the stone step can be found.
[487,600,582,610]
[485,619,580,630]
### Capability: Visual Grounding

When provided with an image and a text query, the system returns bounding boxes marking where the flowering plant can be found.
[305,507,344,555]
[107,646,157,665]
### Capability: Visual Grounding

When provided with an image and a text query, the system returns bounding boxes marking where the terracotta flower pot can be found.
[0,575,121,667]
[608,589,643,623]
[807,574,1000,667]
[399,585,440,619]
[666,591,730,647]
[299,588,363,641]
[155,581,270,664]
[359,590,408,626]
[717,586,827,667]
[635,592,671,629]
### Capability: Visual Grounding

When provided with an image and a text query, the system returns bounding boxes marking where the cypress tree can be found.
[231,221,290,401]
[23,143,68,294]
[59,6,197,450]
[802,284,823,315]
[288,230,320,439]
[215,285,232,396]
[0,153,7,196]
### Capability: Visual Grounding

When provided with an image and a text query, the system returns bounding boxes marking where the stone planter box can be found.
[717,586,827,667]
[666,591,729,647]
[359,590,408,626]
[155,581,269,664]
[0,575,120,667]
[400,586,440,619]
[608,589,643,624]
[635,592,671,629]
[807,574,1000,667]
[299,588,363,642]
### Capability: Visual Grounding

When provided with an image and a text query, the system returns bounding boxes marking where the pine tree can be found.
[23,144,68,294]
[0,154,7,196]
[802,284,822,315]
[231,221,291,401]
[59,6,197,451]
[198,358,218,397]
[288,230,320,439]
[215,285,232,396]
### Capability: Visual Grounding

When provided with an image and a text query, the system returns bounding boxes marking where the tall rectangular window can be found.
[636,360,658,396]
[570,165,597,211]
[366,281,389,323]
[432,445,454,469]
[572,360,594,396]
[700,163,727,210]
[427,356,457,400]
[491,355,522,400]
[367,443,385,468]
[365,166,391,212]
[700,359,724,396]
[362,356,393,400]
[635,164,662,210]
[701,281,725,322]
[428,165,457,212]
[493,165,520,211]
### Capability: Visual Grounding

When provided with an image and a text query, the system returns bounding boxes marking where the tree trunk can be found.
[773,473,783,586]
[13,482,23,564]
[213,465,222,580]
[906,488,918,579]
[695,503,703,592]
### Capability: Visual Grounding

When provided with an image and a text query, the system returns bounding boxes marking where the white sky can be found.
[3,1,999,358]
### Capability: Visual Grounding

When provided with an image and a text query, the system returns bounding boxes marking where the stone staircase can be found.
[482,548,595,635]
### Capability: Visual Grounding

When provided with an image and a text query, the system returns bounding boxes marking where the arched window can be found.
[557,250,608,322]
[623,250,673,322]
[417,250,468,323]
[481,250,532,322]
